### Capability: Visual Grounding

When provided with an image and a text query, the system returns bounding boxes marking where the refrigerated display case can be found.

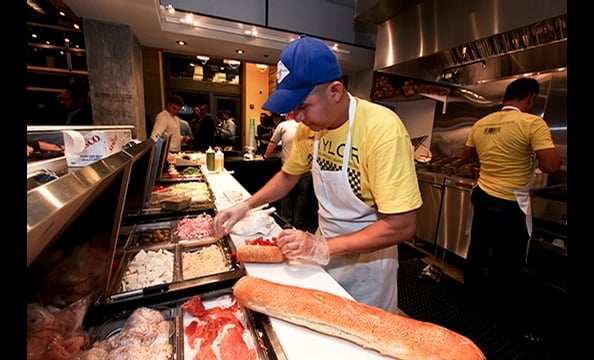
[26,139,282,360]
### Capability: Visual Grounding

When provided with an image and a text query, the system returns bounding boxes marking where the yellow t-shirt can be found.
[282,98,422,214]
[466,110,556,200]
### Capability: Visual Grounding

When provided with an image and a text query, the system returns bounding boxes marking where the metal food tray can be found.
[178,240,240,281]
[87,305,180,360]
[173,211,219,247]
[86,287,283,360]
[177,287,286,360]
[157,174,206,182]
[149,183,215,212]
[157,166,206,182]
[125,220,176,250]
[107,245,179,301]
[105,221,245,306]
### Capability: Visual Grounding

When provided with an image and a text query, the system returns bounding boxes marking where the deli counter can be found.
[26,138,395,360]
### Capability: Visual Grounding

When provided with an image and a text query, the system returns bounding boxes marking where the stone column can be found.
[82,19,146,139]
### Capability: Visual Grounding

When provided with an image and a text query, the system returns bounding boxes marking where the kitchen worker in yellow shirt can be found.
[213,35,422,313]
[460,77,561,337]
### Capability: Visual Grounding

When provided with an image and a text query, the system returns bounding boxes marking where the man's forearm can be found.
[263,141,278,159]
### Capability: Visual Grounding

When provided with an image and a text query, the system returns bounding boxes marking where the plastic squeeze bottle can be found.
[206,146,215,171]
[215,148,224,172]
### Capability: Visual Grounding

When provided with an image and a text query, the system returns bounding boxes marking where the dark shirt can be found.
[65,105,93,125]
[257,124,274,154]
[27,140,41,152]
[193,114,217,151]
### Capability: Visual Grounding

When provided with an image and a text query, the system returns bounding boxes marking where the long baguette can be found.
[236,245,286,263]
[233,276,485,360]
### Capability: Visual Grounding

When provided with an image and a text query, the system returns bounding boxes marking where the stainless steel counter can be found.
[415,171,445,246]
[436,175,476,259]
[415,171,475,259]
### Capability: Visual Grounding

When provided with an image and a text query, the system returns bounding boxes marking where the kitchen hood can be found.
[356,0,567,100]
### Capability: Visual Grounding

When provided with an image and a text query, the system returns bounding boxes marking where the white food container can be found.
[63,127,132,167]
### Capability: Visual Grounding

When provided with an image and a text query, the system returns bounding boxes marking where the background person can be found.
[218,109,237,149]
[460,77,561,336]
[213,110,224,148]
[192,104,217,151]
[180,119,193,151]
[178,105,194,151]
[213,35,422,313]
[27,140,63,157]
[58,81,92,125]
[256,112,275,154]
[263,113,312,230]
[150,94,184,152]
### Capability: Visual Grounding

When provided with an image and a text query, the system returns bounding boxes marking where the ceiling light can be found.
[196,55,209,65]
[235,49,244,55]
[225,59,241,69]
[161,9,299,45]
[27,0,44,13]
[176,40,187,46]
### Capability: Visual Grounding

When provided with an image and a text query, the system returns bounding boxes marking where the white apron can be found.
[312,93,399,312]
[514,181,533,260]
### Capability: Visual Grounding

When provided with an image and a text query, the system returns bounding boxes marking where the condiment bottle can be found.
[206,146,215,171]
[215,148,224,172]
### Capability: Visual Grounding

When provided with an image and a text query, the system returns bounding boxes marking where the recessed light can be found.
[235,49,244,55]
[176,40,187,46]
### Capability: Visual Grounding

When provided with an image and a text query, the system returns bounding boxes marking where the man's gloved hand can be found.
[277,229,330,266]
[212,201,251,237]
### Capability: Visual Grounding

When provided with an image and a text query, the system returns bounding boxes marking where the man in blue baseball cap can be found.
[261,34,343,115]
[214,35,422,313]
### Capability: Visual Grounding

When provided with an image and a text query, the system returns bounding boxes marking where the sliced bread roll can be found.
[236,245,285,263]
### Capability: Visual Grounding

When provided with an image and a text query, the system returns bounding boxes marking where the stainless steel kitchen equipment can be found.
[528,185,567,291]
[436,175,476,259]
[368,0,566,95]
[414,171,446,250]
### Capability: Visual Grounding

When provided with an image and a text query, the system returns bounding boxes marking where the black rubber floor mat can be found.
[397,258,565,360]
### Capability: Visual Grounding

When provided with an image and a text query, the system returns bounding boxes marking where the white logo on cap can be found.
[277,60,290,85]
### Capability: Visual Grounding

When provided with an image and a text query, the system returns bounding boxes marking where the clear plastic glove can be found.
[277,229,330,266]
[212,201,251,237]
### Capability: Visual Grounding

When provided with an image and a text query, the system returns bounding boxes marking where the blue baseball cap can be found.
[263,35,343,115]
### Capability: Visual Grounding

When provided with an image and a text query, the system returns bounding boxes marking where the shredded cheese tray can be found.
[180,243,231,280]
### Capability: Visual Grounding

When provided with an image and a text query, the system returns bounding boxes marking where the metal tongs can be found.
[109,283,170,302]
